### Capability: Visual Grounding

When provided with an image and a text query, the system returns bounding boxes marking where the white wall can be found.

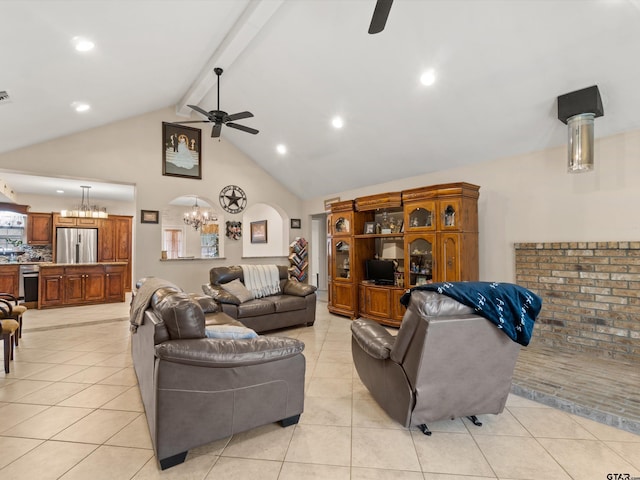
[242,203,288,258]
[0,107,302,293]
[4,105,639,291]
[303,128,640,283]
[16,193,135,217]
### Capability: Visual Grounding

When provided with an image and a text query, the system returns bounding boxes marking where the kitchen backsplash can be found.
[0,244,53,263]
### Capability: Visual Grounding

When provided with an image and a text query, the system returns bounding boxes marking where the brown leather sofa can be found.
[202,265,317,332]
[351,290,521,435]
[130,278,305,470]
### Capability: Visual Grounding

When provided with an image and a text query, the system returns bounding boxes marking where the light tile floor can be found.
[0,297,638,479]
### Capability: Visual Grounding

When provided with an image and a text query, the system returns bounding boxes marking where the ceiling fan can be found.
[179,67,258,138]
[369,0,393,34]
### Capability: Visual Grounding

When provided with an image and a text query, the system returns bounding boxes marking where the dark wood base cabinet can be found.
[359,283,406,327]
[38,263,126,309]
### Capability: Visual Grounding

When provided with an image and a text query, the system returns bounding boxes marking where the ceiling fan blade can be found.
[188,104,213,118]
[177,120,211,124]
[368,0,393,34]
[224,111,254,122]
[226,123,259,135]
[211,123,222,138]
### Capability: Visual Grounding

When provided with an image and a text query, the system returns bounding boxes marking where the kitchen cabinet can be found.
[64,266,105,305]
[98,215,132,291]
[27,212,53,245]
[39,267,64,307]
[0,264,19,297]
[105,264,125,302]
[98,218,116,261]
[38,263,126,309]
[52,213,99,227]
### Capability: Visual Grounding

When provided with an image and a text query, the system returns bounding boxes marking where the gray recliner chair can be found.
[351,290,521,434]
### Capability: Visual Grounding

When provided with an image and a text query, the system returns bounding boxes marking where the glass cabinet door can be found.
[332,214,352,235]
[406,234,435,286]
[437,198,461,230]
[333,239,351,280]
[404,201,436,232]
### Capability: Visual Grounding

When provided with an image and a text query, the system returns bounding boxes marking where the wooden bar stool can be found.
[0,294,27,346]
[0,316,19,374]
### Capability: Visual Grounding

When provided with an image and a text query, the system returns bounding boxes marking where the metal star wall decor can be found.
[219,185,247,214]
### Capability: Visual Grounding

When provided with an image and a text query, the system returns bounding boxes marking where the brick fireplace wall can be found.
[515,242,640,363]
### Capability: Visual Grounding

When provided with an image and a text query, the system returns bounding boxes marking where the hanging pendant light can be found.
[183,196,215,231]
[60,185,108,218]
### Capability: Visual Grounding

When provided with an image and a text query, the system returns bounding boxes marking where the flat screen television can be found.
[365,259,395,285]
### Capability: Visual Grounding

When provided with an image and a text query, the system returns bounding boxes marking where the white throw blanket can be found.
[241,265,281,299]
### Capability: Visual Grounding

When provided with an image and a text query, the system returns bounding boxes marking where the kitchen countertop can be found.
[0,261,127,267]
[0,261,53,266]
[39,262,127,267]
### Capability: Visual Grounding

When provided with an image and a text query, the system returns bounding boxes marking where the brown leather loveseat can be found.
[202,265,317,332]
[130,278,305,470]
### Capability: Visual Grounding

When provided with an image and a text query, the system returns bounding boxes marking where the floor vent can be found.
[0,91,11,104]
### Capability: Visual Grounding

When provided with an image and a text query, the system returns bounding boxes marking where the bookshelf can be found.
[288,237,309,282]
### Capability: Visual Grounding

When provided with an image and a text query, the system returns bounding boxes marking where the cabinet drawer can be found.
[64,265,104,275]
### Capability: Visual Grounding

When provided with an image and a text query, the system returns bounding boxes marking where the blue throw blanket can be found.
[400,282,542,346]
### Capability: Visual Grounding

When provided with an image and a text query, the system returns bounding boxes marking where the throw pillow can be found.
[220,278,254,303]
[205,325,258,340]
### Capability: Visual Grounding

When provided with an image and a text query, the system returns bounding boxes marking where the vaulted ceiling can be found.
[2,0,640,200]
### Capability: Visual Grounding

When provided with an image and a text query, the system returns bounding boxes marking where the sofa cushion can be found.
[205,325,258,339]
[188,293,219,313]
[154,292,206,340]
[236,298,276,318]
[221,278,254,303]
[155,336,305,367]
[272,295,307,313]
[202,283,241,305]
[204,311,244,328]
[283,281,317,297]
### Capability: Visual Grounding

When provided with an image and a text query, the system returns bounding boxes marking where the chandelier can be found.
[60,185,108,219]
[184,197,215,231]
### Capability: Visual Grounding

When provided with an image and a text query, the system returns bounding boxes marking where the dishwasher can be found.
[19,264,40,302]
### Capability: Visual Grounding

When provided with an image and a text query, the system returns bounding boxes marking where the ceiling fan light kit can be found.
[178,67,258,138]
[557,85,604,173]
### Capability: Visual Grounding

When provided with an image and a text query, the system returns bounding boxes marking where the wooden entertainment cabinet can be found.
[327,182,479,327]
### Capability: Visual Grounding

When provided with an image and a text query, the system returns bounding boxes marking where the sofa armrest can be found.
[282,281,317,297]
[202,283,240,305]
[155,336,305,367]
[351,318,395,360]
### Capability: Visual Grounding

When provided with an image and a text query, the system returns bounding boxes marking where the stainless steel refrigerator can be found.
[56,228,98,264]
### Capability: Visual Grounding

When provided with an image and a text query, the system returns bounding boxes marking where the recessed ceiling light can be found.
[276,144,287,155]
[71,102,91,113]
[56,190,64,194]
[420,69,436,86]
[72,36,95,52]
[332,116,344,129]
